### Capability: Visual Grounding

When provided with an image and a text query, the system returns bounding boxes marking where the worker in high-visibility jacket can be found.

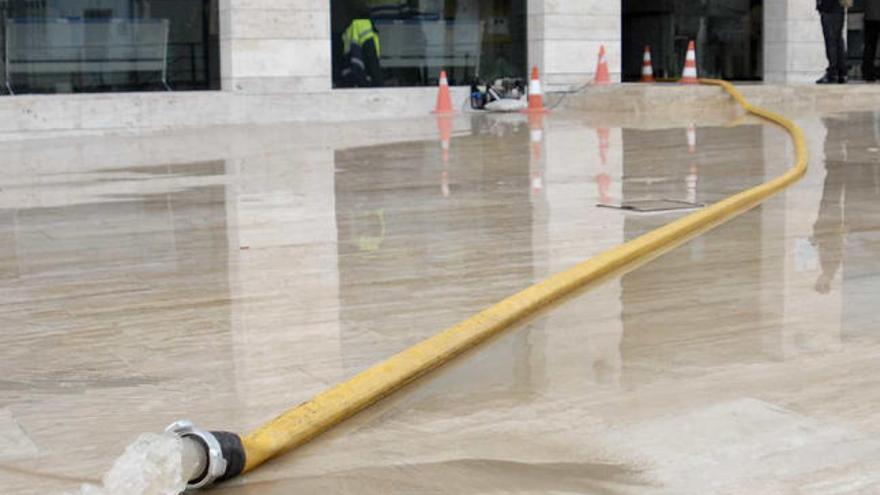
[341,18,383,87]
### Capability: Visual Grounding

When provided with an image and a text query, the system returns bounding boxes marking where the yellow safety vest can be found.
[342,19,381,58]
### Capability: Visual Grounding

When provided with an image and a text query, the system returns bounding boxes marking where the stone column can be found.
[219,0,331,93]
[764,0,826,83]
[528,0,622,91]
[534,123,625,394]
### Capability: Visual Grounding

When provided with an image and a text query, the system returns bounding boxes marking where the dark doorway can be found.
[622,0,763,82]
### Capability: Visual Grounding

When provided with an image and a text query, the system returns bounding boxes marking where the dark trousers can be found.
[363,40,383,87]
[821,12,847,78]
[863,20,880,80]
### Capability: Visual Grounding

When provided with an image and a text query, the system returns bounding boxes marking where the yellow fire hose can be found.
[170,79,808,490]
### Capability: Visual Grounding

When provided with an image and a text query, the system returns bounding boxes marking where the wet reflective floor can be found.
[1,108,879,494]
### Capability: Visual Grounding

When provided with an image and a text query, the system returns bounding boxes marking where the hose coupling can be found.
[166,420,245,490]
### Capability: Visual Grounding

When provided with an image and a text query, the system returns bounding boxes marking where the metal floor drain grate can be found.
[597,198,705,213]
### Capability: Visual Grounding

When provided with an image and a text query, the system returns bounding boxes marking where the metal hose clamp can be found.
[166,420,228,490]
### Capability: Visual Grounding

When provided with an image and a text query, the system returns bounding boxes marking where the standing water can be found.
[70,433,195,495]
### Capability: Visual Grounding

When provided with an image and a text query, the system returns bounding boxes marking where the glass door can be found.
[623,0,763,82]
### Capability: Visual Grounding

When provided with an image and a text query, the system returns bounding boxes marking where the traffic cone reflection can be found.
[595,45,611,85]
[685,123,699,204]
[528,112,545,196]
[680,40,698,84]
[597,127,610,166]
[686,123,697,154]
[596,172,612,204]
[686,163,699,204]
[436,115,454,197]
[641,46,655,83]
[433,70,455,114]
[595,127,612,203]
[436,115,453,162]
[529,114,544,161]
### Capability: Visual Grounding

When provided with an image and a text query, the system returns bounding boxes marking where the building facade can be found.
[220,0,837,91]
[0,0,864,132]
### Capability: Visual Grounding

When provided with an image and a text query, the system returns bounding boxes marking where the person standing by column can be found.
[817,0,850,84]
[863,0,880,81]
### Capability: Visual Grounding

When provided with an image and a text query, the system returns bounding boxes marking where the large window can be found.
[848,0,875,80]
[0,0,220,95]
[331,0,527,88]
[623,0,762,81]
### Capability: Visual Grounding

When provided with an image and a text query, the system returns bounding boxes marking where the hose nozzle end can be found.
[166,420,245,491]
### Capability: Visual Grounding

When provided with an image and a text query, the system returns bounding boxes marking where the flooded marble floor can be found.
[0,108,879,494]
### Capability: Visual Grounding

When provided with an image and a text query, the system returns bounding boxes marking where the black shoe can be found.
[816,75,836,84]
[838,76,848,84]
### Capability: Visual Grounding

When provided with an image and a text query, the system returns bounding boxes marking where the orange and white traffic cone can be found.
[680,40,698,84]
[686,123,697,154]
[595,45,611,85]
[524,66,548,114]
[433,70,455,114]
[641,46,655,83]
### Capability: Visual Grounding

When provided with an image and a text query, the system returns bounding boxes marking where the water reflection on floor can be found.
[1,109,879,494]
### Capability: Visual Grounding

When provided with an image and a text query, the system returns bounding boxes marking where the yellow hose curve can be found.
[239,79,808,474]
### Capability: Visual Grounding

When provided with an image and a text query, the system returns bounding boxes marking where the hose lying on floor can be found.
[169,79,809,490]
